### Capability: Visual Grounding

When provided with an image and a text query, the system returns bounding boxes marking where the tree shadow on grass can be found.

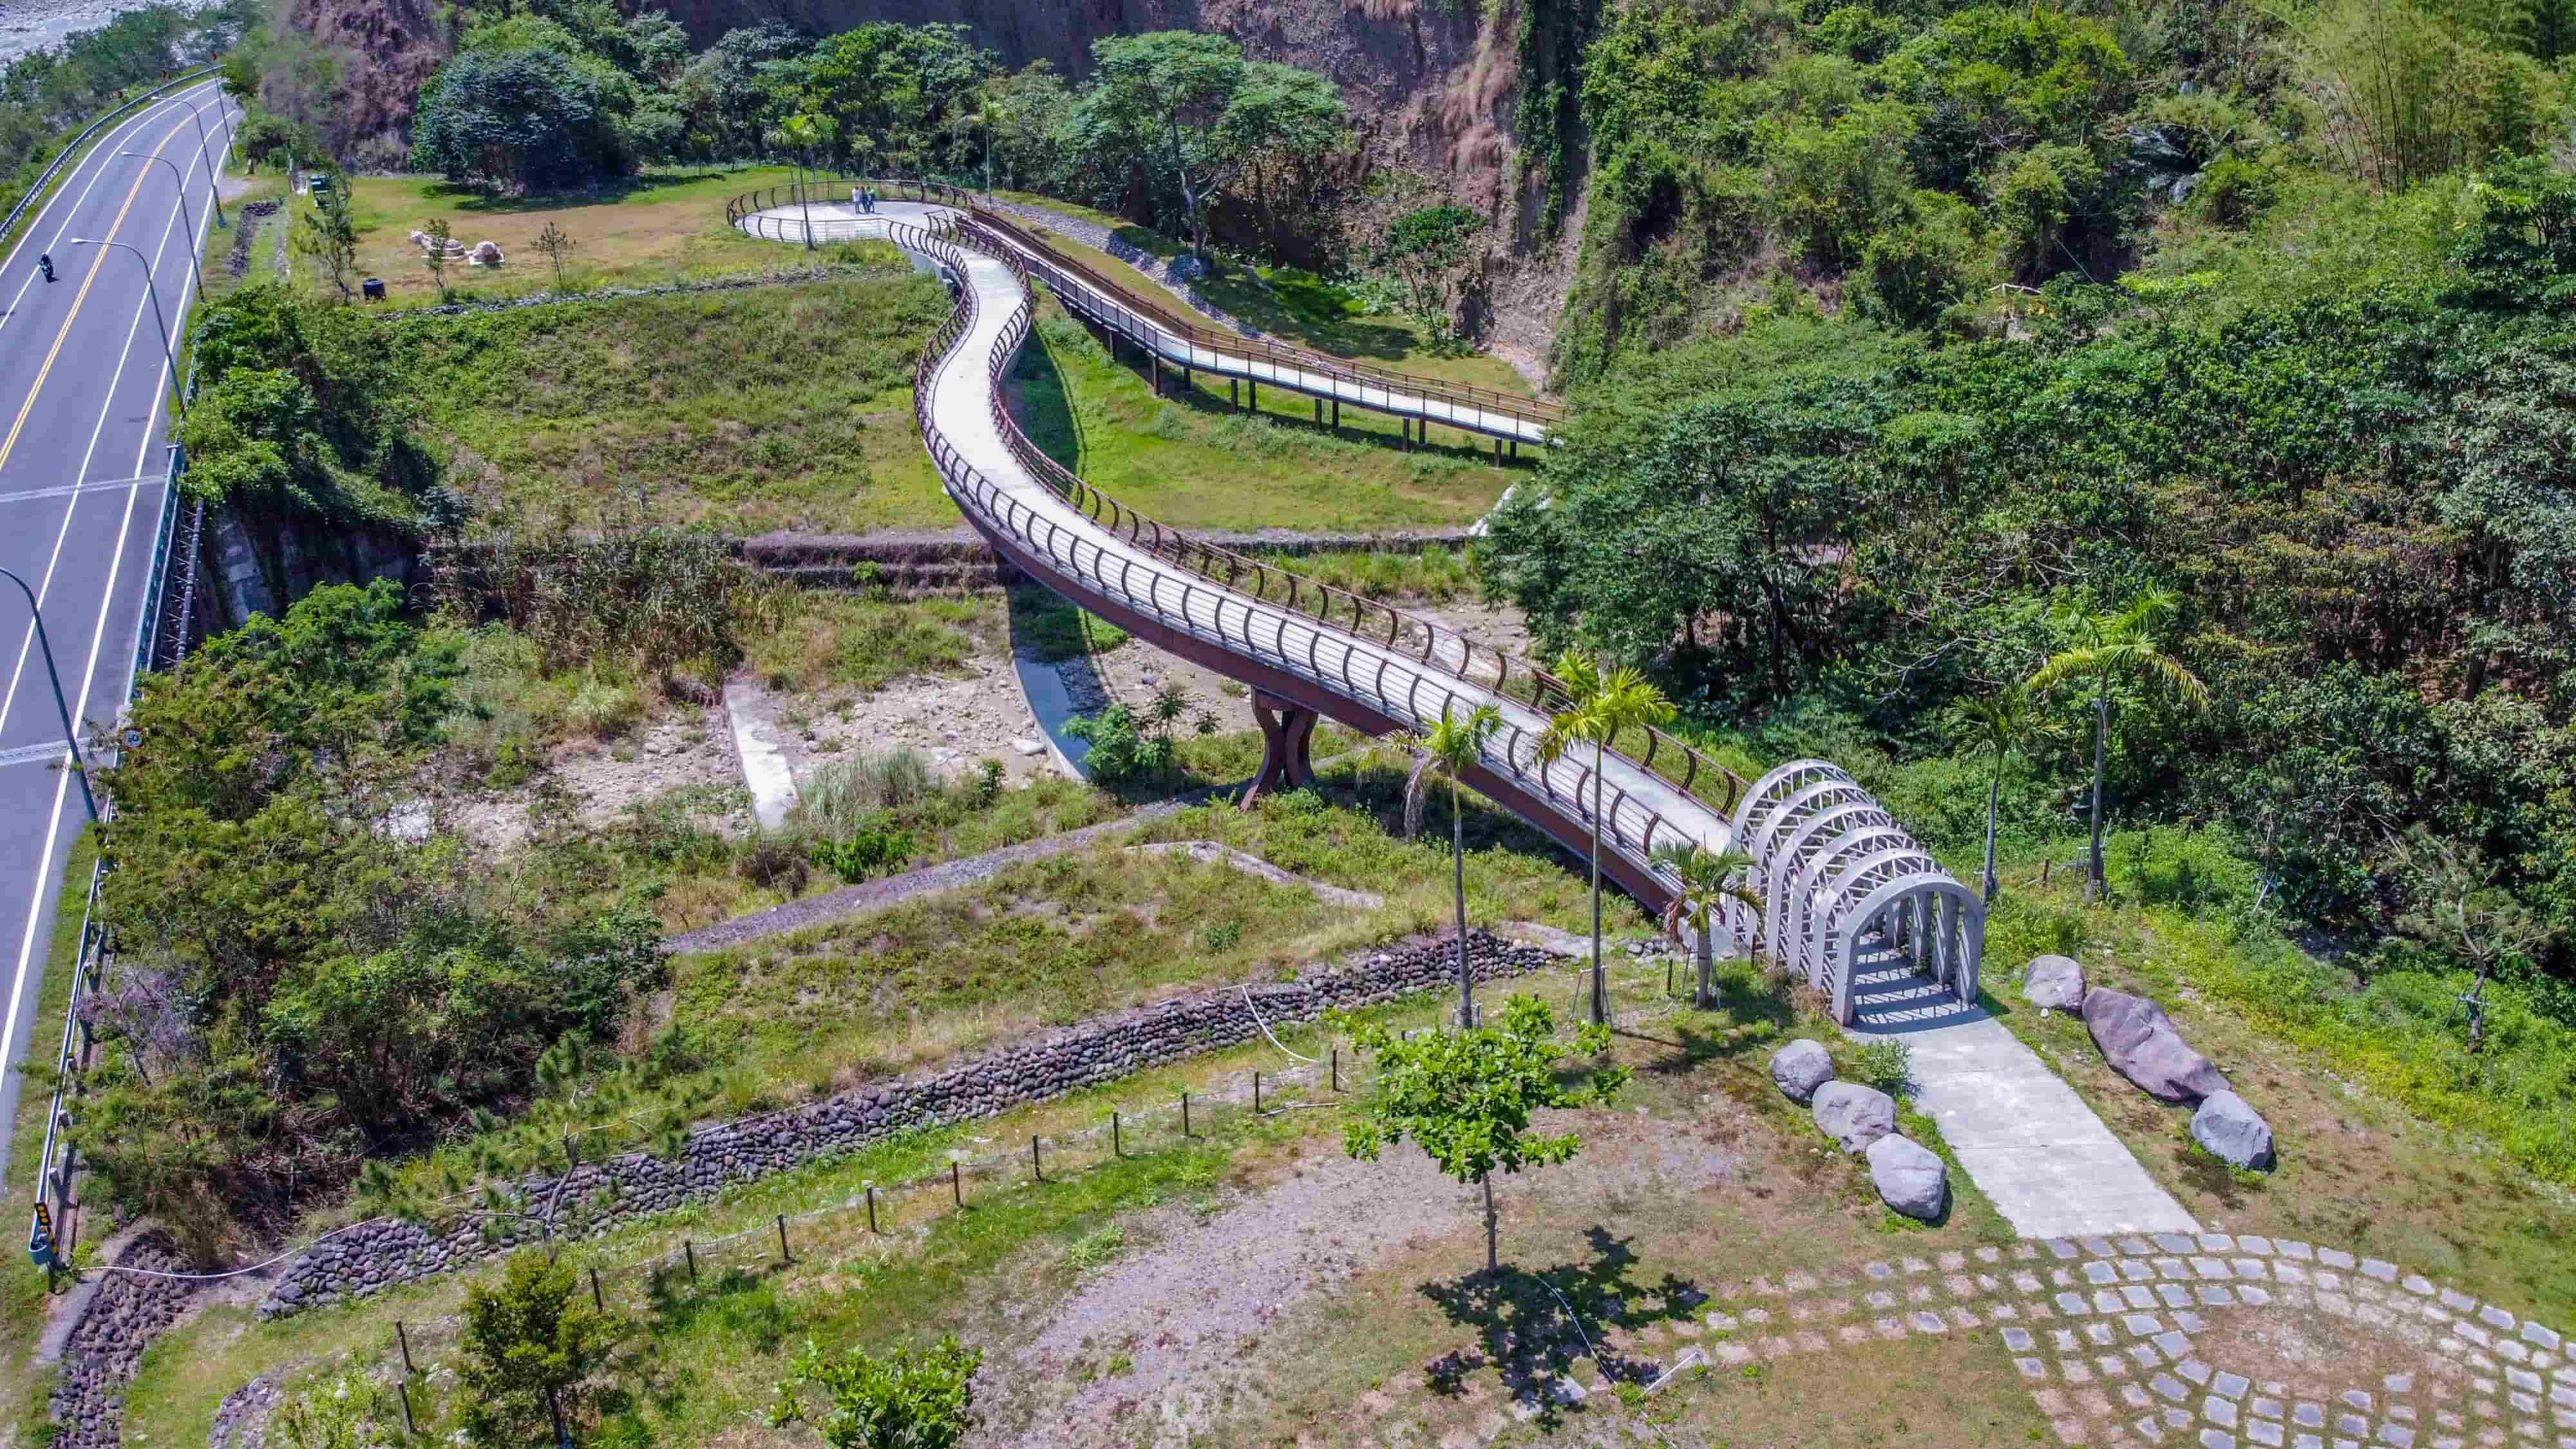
[413,165,773,216]
[1416,1226,1707,1426]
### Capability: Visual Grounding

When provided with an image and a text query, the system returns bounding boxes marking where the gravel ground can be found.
[0,0,184,68]
[983,1142,1479,1447]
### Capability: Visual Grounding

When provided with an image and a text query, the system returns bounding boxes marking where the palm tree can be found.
[1403,703,1503,1028]
[2026,587,2210,900]
[1535,651,1676,1025]
[766,111,836,250]
[1944,683,2063,905]
[1650,840,1760,1010]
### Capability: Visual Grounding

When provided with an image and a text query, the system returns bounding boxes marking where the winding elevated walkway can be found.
[731,184,1985,1026]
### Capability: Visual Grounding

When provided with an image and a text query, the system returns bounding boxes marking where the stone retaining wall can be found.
[49,1234,193,1449]
[256,928,1570,1320]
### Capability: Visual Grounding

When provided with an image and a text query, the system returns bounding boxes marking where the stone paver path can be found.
[1411,1236,2571,1448]
[1848,952,2201,1240]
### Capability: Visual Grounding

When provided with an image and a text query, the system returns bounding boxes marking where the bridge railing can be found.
[728,178,1564,437]
[880,217,1752,853]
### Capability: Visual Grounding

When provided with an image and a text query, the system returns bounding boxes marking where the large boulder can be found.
[2023,954,2087,1013]
[2082,988,2229,1103]
[2190,1090,2275,1170]
[1769,1039,1835,1105]
[1811,1081,1897,1153]
[1866,1134,1948,1220]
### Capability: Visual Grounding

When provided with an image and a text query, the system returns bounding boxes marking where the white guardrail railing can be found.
[864,211,1754,918]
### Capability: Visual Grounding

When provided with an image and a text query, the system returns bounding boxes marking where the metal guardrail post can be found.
[1,68,221,245]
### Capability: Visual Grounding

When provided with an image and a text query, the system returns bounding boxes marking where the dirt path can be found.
[978,1109,1743,1448]
[983,1144,1476,1447]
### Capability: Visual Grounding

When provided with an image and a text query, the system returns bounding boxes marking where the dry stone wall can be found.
[256,928,1569,1320]
[49,1233,193,1449]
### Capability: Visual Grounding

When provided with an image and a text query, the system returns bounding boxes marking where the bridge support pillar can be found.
[1238,691,1318,811]
[1331,399,1340,431]
[1230,379,1239,411]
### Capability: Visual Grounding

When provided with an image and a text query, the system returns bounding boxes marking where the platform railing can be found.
[727,177,1564,437]
[871,217,1750,886]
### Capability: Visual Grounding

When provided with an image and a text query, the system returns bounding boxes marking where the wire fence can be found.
[266,961,1717,1442]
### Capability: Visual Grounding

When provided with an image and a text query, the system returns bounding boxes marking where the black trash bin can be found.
[361,277,385,301]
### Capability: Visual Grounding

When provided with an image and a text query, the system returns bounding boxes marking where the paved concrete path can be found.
[1848,949,2200,1240]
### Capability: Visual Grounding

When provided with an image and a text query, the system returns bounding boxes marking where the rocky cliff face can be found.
[286,0,447,167]
[290,0,1573,363]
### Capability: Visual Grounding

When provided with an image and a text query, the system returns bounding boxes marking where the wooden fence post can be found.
[952,1160,963,1208]
[589,1266,603,1312]
[775,1213,790,1264]
[1112,1111,1121,1158]
[1181,1090,1192,1139]
[683,1240,697,1284]
[396,1320,414,1374]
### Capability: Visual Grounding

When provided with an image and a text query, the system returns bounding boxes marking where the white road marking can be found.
[0,92,233,1142]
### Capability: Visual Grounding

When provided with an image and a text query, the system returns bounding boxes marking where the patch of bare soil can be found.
[758,649,1060,788]
[978,1106,1738,1448]
[451,704,742,853]
[1409,600,1537,662]
[2183,1297,2441,1403]
[980,1144,1473,1448]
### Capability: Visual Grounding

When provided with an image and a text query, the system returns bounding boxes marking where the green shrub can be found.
[1856,1038,1913,1095]
[811,829,917,882]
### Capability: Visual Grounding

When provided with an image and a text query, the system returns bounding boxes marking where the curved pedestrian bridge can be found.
[730,182,1984,1032]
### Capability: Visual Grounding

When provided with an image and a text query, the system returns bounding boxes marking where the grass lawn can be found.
[1976,842,2576,1331]
[1014,308,1517,534]
[358,748,1650,1205]
[111,936,2023,1449]
[326,165,817,305]
[382,269,952,534]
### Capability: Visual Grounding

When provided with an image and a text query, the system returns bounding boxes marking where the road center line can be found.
[0,109,199,481]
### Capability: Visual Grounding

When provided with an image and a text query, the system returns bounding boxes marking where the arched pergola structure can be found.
[1730,761,1985,1024]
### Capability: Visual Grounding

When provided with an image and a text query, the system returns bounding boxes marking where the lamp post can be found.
[0,567,98,826]
[60,239,185,420]
[167,95,227,229]
[116,153,206,304]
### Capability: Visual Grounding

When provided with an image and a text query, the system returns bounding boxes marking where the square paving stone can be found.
[2249,1423,2284,1446]
[2210,1399,2239,1427]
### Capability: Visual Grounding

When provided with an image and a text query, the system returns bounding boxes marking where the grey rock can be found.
[1811,1081,1898,1153]
[1866,1134,1947,1220]
[2190,1091,2275,1170]
[2023,954,2087,1012]
[1768,1039,1835,1105]
[2082,988,2230,1103]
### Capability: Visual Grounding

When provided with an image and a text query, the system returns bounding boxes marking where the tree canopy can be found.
[1056,31,1346,257]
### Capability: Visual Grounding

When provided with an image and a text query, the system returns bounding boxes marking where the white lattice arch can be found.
[1770,801,1902,974]
[1835,875,1985,1023]
[1789,828,1924,989]
[1718,760,1985,1023]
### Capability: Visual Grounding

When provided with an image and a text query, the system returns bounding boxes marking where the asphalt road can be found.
[0,78,236,1210]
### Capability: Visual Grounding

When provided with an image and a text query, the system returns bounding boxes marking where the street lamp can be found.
[59,239,185,420]
[117,153,206,305]
[167,95,227,230]
[0,567,99,826]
